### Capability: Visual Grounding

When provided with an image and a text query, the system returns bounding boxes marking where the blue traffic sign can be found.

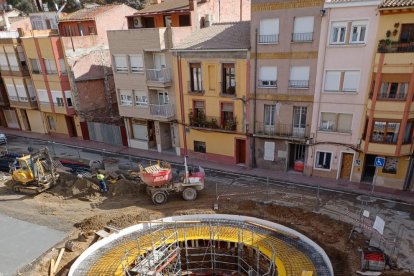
[374,157,385,167]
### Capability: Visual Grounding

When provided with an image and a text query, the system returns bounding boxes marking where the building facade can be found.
[306,0,381,181]
[173,22,250,165]
[108,0,250,154]
[359,0,414,190]
[250,0,323,171]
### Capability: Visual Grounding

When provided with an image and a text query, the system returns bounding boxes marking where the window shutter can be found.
[337,114,353,132]
[0,53,8,67]
[15,85,27,99]
[221,103,233,112]
[294,16,314,33]
[37,89,49,102]
[130,55,143,72]
[7,53,18,69]
[26,80,36,99]
[324,71,341,91]
[6,84,17,97]
[194,101,204,109]
[260,19,279,35]
[51,90,62,103]
[290,66,309,81]
[343,71,360,92]
[259,67,277,81]
[132,123,148,140]
[115,55,128,71]
[264,141,275,161]
[17,46,26,62]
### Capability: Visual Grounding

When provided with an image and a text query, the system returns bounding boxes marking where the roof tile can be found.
[59,4,123,22]
[380,0,414,8]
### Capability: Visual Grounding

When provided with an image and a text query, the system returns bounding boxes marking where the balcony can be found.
[370,91,407,101]
[189,112,238,132]
[187,81,204,94]
[318,125,351,134]
[149,104,175,119]
[258,80,277,88]
[377,40,414,53]
[288,80,309,89]
[258,34,279,44]
[9,98,38,109]
[292,32,313,42]
[255,122,309,139]
[146,68,172,88]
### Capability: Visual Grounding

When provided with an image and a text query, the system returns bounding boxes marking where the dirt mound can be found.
[75,210,152,231]
[173,209,216,216]
[108,179,141,197]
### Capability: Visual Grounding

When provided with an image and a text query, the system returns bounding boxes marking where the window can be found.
[17,46,26,68]
[26,80,36,101]
[51,90,64,106]
[292,16,314,42]
[6,51,19,71]
[179,14,191,27]
[114,55,128,73]
[142,17,155,28]
[119,90,132,106]
[32,20,43,30]
[158,91,169,105]
[350,21,367,43]
[190,63,202,92]
[378,82,408,100]
[331,22,347,44]
[324,70,360,92]
[289,66,310,88]
[5,83,18,101]
[293,106,307,136]
[130,54,144,73]
[259,66,277,87]
[59,59,67,74]
[15,85,27,102]
[134,90,148,106]
[371,121,400,144]
[264,104,275,126]
[44,59,57,74]
[193,100,205,119]
[37,89,49,103]
[194,141,206,153]
[221,103,235,130]
[30,59,41,74]
[400,24,414,43]
[315,151,332,170]
[403,121,413,144]
[222,63,236,95]
[65,90,73,107]
[47,116,56,131]
[88,26,96,34]
[382,157,398,174]
[132,122,148,140]
[320,112,353,133]
[259,18,279,44]
[0,53,9,70]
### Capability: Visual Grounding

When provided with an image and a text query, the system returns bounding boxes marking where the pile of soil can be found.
[108,179,141,197]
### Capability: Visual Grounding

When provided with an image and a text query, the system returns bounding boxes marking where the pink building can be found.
[306,0,381,180]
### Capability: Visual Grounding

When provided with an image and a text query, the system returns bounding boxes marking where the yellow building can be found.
[21,30,80,137]
[0,30,43,132]
[173,22,250,165]
[357,0,414,190]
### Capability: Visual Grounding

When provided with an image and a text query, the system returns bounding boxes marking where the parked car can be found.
[0,134,7,145]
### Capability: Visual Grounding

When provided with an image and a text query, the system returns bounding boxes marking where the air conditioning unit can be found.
[204,14,214,27]
[133,17,142,28]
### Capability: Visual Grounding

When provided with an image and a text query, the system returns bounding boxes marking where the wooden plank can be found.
[53,248,65,273]
[96,230,110,238]
[49,258,55,276]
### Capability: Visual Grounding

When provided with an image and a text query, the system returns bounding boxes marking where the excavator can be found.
[10,147,59,194]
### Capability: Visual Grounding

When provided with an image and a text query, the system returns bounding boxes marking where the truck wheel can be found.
[152,191,168,205]
[182,187,197,201]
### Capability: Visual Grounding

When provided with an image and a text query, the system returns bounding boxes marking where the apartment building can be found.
[108,0,250,154]
[0,29,42,132]
[173,22,250,165]
[58,4,136,145]
[359,0,414,190]
[21,29,78,136]
[306,0,380,180]
[250,0,323,171]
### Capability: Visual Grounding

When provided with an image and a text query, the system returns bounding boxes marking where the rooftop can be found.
[59,4,124,22]
[173,21,250,51]
[133,0,201,15]
[380,0,414,8]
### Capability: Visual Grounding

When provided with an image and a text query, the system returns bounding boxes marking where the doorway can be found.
[293,106,307,137]
[65,116,77,137]
[147,120,157,149]
[288,143,306,171]
[235,139,246,164]
[362,154,377,183]
[20,109,31,131]
[339,153,354,180]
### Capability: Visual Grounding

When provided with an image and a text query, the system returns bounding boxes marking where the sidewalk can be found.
[2,128,414,204]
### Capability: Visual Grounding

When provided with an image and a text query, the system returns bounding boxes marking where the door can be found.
[235,139,246,164]
[293,106,307,137]
[264,104,275,135]
[158,91,169,105]
[65,116,77,137]
[154,53,166,69]
[340,153,353,180]
[147,121,157,149]
[20,109,31,131]
[362,154,376,183]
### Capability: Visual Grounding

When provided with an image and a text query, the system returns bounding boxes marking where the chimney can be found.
[2,11,10,30]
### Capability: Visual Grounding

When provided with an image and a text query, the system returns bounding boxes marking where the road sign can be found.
[374,157,385,167]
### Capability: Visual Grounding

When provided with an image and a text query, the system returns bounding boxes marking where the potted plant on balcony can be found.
[209,118,219,129]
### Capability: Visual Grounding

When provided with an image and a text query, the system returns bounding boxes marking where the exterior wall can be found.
[75,79,107,112]
[307,2,380,179]
[174,54,249,165]
[250,0,323,170]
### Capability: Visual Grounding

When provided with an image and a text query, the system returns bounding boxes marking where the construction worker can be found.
[96,171,108,193]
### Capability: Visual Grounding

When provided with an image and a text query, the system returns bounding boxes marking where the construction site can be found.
[0,138,413,275]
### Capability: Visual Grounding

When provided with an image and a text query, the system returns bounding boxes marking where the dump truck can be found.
[10,147,59,194]
[138,157,205,204]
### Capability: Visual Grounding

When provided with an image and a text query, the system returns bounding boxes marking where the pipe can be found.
[252,28,258,168]
[177,53,187,157]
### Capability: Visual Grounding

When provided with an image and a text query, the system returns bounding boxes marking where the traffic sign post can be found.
[372,157,385,194]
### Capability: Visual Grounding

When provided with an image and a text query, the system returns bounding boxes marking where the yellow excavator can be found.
[10,147,59,194]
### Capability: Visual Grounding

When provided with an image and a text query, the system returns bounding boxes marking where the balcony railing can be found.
[189,113,237,132]
[369,91,407,100]
[187,81,204,93]
[318,125,351,134]
[288,80,309,89]
[258,80,277,88]
[292,32,313,42]
[149,104,174,118]
[146,68,171,83]
[220,82,236,96]
[0,31,19,39]
[259,34,279,44]
[378,41,414,53]
[256,122,309,138]
[370,134,398,144]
